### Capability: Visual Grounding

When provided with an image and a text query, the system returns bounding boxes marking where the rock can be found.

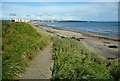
[71,36,86,41]
[108,45,118,48]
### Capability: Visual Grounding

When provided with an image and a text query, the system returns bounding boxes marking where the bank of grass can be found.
[0,21,2,80]
[52,37,119,80]
[2,22,52,79]
[0,21,2,45]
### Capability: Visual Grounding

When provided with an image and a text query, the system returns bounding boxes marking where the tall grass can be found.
[52,37,119,80]
[2,22,52,79]
[0,21,2,46]
[0,21,2,80]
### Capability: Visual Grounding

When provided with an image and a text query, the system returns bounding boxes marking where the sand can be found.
[33,23,119,59]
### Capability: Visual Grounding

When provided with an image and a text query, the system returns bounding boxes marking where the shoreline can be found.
[31,22,119,59]
[37,24,120,42]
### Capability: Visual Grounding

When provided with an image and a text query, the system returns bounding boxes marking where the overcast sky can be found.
[2,2,118,21]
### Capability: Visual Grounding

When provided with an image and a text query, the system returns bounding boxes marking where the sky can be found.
[1,0,120,2]
[2,2,118,21]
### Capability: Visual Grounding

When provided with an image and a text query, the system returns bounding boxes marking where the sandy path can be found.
[20,42,54,79]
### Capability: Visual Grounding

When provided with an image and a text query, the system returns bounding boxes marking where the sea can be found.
[37,21,119,37]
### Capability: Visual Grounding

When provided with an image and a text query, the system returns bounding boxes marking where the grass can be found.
[2,22,52,79]
[2,21,119,80]
[0,21,2,80]
[0,21,2,45]
[52,37,119,81]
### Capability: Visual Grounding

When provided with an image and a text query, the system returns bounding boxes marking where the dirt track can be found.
[20,42,54,79]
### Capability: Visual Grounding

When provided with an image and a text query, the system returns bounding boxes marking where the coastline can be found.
[32,23,119,59]
[38,24,120,42]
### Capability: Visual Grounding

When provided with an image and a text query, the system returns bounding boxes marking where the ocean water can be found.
[38,21,119,37]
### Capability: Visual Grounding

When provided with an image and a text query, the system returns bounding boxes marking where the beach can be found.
[2,2,120,80]
[32,23,119,59]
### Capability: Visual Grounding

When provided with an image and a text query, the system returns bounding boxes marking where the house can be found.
[14,19,30,23]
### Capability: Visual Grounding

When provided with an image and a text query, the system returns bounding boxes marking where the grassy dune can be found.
[2,22,52,79]
[52,37,119,80]
[0,21,2,46]
[2,21,119,80]
[0,21,2,80]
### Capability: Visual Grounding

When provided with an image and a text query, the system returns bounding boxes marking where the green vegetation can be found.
[107,59,120,81]
[0,21,2,80]
[2,21,119,80]
[52,37,119,80]
[0,21,2,45]
[2,22,52,79]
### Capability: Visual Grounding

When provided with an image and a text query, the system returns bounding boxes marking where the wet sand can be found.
[32,23,119,59]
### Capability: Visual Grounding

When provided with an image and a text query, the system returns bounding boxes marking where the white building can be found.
[14,19,30,23]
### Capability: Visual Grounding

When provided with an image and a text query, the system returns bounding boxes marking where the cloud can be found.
[9,13,17,16]
[2,2,118,21]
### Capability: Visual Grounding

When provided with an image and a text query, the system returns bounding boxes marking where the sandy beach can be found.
[32,23,119,59]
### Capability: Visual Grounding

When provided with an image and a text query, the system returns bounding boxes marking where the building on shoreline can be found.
[2,19,30,25]
[13,19,30,23]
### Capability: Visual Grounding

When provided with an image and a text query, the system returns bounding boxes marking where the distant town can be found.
[2,19,119,23]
